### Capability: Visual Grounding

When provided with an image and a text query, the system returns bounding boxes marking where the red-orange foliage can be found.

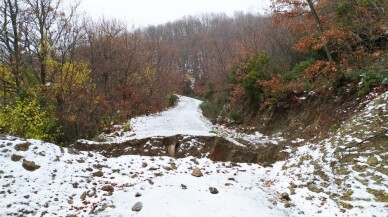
[304,61,338,81]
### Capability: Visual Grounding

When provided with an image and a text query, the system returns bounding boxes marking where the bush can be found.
[242,52,272,102]
[0,97,61,142]
[283,59,315,81]
[358,71,387,96]
[200,100,222,123]
[166,93,178,106]
[123,122,132,132]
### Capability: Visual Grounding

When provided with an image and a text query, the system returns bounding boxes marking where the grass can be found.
[123,122,132,132]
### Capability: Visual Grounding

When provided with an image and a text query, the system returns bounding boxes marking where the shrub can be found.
[0,96,61,142]
[123,122,132,132]
[358,71,388,96]
[242,52,271,102]
[166,93,178,106]
[283,59,315,81]
[200,100,222,123]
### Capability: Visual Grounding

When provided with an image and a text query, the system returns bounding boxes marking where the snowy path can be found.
[130,95,213,138]
[103,95,214,142]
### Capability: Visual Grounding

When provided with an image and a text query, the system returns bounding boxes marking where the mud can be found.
[71,135,288,164]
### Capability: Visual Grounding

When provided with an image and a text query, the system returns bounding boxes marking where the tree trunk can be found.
[306,0,334,62]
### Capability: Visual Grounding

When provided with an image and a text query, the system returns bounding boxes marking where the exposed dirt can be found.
[71,135,288,164]
[249,93,361,143]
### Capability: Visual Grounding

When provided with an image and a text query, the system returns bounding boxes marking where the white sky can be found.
[79,0,270,27]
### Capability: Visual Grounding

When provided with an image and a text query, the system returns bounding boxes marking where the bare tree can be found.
[0,0,24,94]
[23,0,79,85]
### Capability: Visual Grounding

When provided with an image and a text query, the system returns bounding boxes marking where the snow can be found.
[1,93,387,216]
[0,137,288,216]
[100,95,215,142]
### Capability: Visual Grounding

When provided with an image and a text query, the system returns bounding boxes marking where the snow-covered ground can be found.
[0,137,289,216]
[99,96,215,143]
[0,93,387,216]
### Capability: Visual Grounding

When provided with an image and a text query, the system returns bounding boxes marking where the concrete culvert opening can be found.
[167,142,180,158]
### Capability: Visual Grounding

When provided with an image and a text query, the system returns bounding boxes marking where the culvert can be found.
[167,142,180,157]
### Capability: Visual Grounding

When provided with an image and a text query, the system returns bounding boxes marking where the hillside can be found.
[0,93,386,216]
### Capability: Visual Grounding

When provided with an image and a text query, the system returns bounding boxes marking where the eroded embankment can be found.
[71,135,288,164]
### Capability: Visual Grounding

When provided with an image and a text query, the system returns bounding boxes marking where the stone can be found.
[135,192,142,197]
[142,162,148,168]
[76,159,85,163]
[11,154,23,162]
[181,184,187,190]
[80,192,87,200]
[366,156,379,166]
[92,171,104,177]
[15,142,31,151]
[191,167,203,177]
[22,159,40,171]
[209,187,219,194]
[68,147,80,155]
[280,192,291,201]
[101,185,114,193]
[162,166,172,171]
[307,183,323,193]
[190,158,199,165]
[284,201,295,208]
[131,202,143,212]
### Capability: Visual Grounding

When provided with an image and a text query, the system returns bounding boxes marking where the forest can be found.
[0,0,387,145]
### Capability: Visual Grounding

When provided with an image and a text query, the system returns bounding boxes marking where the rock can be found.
[280,192,291,201]
[366,156,379,166]
[262,162,273,168]
[154,172,163,177]
[142,162,148,168]
[228,177,236,181]
[181,184,187,190]
[147,179,154,185]
[68,147,80,155]
[169,162,178,170]
[11,154,23,162]
[101,185,114,193]
[162,166,172,171]
[191,167,203,177]
[92,171,104,177]
[15,142,31,151]
[132,202,143,212]
[80,191,87,200]
[307,183,323,193]
[135,192,142,197]
[76,159,85,163]
[190,158,199,165]
[209,187,219,194]
[22,159,40,171]
[284,201,295,208]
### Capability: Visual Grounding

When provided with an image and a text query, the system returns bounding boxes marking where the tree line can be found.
[0,0,387,144]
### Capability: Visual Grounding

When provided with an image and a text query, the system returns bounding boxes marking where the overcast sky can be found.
[79,0,270,27]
